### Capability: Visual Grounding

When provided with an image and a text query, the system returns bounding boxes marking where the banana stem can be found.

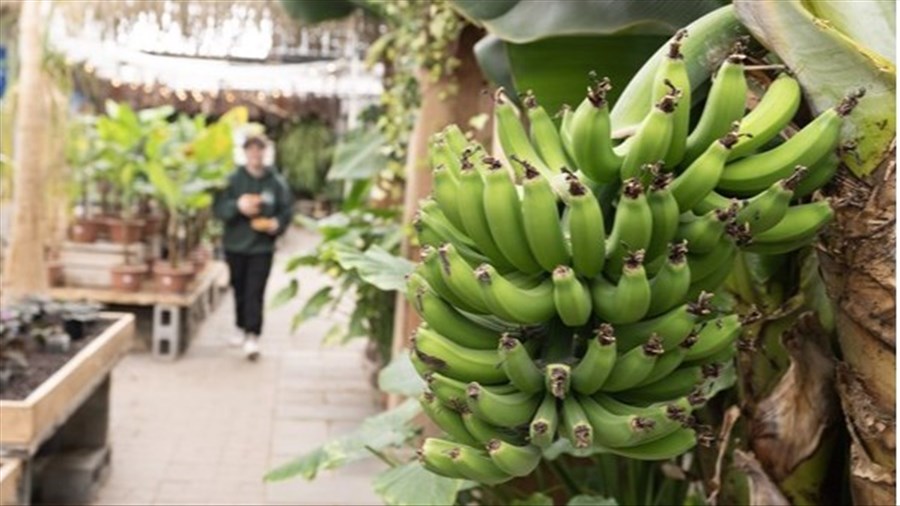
[727,251,758,306]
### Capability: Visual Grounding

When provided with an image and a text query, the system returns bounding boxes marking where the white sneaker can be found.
[229,333,246,347]
[243,336,260,361]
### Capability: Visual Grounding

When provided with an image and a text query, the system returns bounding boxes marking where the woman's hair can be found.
[242,135,267,150]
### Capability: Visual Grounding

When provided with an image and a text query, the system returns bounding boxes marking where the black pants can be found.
[225,252,274,336]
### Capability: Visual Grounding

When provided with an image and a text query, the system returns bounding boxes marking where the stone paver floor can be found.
[93,229,384,505]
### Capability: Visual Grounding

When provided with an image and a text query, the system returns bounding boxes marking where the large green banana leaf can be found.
[456,0,725,113]
[734,0,896,177]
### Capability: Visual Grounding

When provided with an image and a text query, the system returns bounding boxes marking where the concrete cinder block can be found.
[33,446,110,505]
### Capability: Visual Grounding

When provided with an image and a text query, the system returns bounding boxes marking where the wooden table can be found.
[49,262,228,359]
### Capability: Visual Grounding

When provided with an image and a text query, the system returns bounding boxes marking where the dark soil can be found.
[0,320,112,401]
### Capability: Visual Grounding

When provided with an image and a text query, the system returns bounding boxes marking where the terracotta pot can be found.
[190,247,210,273]
[153,262,195,294]
[111,263,149,292]
[95,215,116,240]
[107,218,146,244]
[47,262,65,287]
[69,218,99,243]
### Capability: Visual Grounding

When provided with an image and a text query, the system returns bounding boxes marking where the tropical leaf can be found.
[327,128,390,181]
[373,461,472,506]
[378,352,426,397]
[269,279,298,309]
[334,245,414,292]
[802,1,895,64]
[511,493,554,505]
[733,0,896,176]
[290,286,334,331]
[453,0,723,43]
[264,399,420,482]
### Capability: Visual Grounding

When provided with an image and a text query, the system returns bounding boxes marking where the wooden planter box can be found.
[0,458,22,506]
[0,313,134,454]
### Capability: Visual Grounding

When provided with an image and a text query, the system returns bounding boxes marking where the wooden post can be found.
[388,25,492,407]
[2,0,49,299]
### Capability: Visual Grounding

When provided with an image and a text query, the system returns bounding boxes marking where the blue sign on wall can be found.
[0,46,7,99]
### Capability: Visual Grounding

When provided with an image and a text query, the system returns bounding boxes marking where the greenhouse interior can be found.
[0,1,895,505]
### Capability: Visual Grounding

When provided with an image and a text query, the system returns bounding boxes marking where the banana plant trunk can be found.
[2,0,48,299]
[389,25,493,401]
[818,145,896,505]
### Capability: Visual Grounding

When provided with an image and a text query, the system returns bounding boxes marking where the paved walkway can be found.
[93,229,384,505]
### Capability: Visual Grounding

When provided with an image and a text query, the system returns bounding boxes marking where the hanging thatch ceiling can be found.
[53,0,382,62]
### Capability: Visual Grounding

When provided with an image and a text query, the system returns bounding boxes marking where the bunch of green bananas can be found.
[410,30,861,484]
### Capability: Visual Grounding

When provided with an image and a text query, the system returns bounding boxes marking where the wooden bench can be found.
[49,262,229,360]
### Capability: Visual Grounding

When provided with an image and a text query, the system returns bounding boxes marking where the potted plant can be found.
[145,110,242,293]
[66,117,102,244]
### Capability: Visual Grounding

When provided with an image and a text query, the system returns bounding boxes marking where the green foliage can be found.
[264,398,421,482]
[373,461,473,506]
[377,352,426,397]
[460,0,725,113]
[733,0,895,176]
[275,118,337,199]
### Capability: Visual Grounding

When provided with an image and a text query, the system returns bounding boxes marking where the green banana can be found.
[645,167,681,263]
[407,274,499,350]
[581,394,688,448]
[482,157,544,273]
[420,391,481,446]
[688,236,738,283]
[432,165,466,231]
[410,347,432,377]
[675,205,737,254]
[634,333,695,386]
[545,363,572,399]
[743,200,834,254]
[735,166,806,234]
[693,190,736,215]
[614,293,713,351]
[605,179,653,275]
[521,164,571,272]
[416,199,488,265]
[728,73,802,160]
[684,51,747,164]
[600,427,698,460]
[426,372,516,410]
[419,438,467,479]
[717,91,862,196]
[560,104,576,161]
[552,266,592,327]
[591,251,651,325]
[601,335,664,392]
[793,151,839,199]
[619,91,679,181]
[487,439,542,477]
[437,243,492,314]
[457,159,516,270]
[418,248,485,315]
[449,444,513,485]
[561,396,594,449]
[461,411,523,445]
[685,314,741,362]
[653,30,691,167]
[567,177,607,277]
[618,366,704,403]
[687,242,738,300]
[571,323,618,394]
[413,325,507,385]
[499,334,544,394]
[670,127,741,211]
[569,75,622,183]
[525,91,572,172]
[429,137,462,179]
[494,89,551,178]
[647,242,691,317]
[475,264,556,324]
[466,382,542,428]
[529,392,559,448]
[443,124,470,158]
